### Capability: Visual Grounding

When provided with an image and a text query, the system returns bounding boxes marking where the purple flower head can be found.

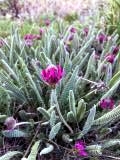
[97,33,107,44]
[24,34,40,46]
[24,34,35,47]
[70,27,76,33]
[4,117,16,130]
[34,34,41,40]
[99,98,114,109]
[68,34,74,41]
[105,54,115,63]
[39,28,44,36]
[45,19,50,26]
[41,64,64,86]
[83,27,89,36]
[74,141,88,157]
[24,34,35,40]
[112,46,119,55]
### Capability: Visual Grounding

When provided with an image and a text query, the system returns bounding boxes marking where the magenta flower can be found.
[24,34,35,47]
[112,46,119,55]
[24,34,36,40]
[99,98,114,109]
[83,27,89,36]
[4,117,16,130]
[45,19,50,26]
[68,34,74,41]
[97,33,107,44]
[41,64,64,86]
[39,28,44,36]
[105,54,115,63]
[34,34,41,40]
[70,27,76,33]
[74,141,88,157]
[24,34,40,46]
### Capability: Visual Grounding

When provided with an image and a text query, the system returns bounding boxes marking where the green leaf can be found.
[67,111,76,122]
[60,66,79,105]
[62,134,73,143]
[27,140,41,160]
[40,143,54,156]
[77,105,96,139]
[0,59,18,81]
[76,99,86,122]
[109,70,120,88]
[50,111,56,128]
[72,35,95,66]
[0,151,22,160]
[37,107,50,120]
[2,129,29,138]
[49,122,61,140]
[102,139,120,149]
[86,145,102,156]
[94,105,120,126]
[101,79,120,99]
[69,90,76,118]
[0,115,7,122]
[64,53,72,74]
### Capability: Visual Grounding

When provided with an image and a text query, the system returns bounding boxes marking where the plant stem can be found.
[22,123,41,158]
[101,155,120,160]
[80,76,98,85]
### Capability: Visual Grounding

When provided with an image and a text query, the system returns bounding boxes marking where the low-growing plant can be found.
[0,20,120,159]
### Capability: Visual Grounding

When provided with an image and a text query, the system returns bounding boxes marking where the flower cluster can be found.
[105,46,119,64]
[74,141,88,157]
[99,98,114,109]
[97,33,108,44]
[4,117,16,130]
[83,27,89,36]
[64,27,77,51]
[41,64,64,87]
[24,34,41,46]
[44,19,50,26]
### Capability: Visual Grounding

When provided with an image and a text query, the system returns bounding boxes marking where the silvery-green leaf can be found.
[49,122,61,140]
[40,143,54,156]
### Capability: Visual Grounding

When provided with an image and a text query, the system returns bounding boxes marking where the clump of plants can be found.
[0,20,120,160]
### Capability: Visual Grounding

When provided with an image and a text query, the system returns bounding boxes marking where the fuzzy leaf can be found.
[77,105,96,139]
[60,66,79,105]
[69,90,76,118]
[76,99,86,122]
[49,122,61,140]
[40,143,54,156]
[94,105,120,126]
[0,115,7,122]
[101,79,120,99]
[2,129,29,138]
[86,145,102,156]
[37,107,50,120]
[67,111,76,122]
[0,151,22,160]
[27,140,41,160]
[50,111,56,128]
[62,134,73,143]
[102,139,120,149]
[109,70,120,88]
